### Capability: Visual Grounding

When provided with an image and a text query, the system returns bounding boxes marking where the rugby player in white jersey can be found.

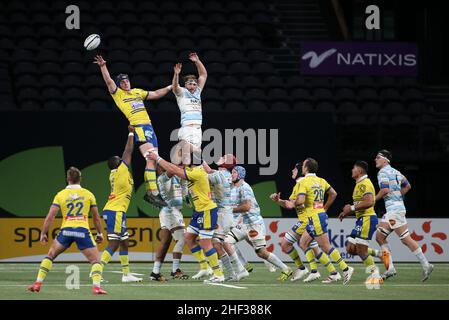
[224,166,293,281]
[374,150,433,281]
[171,52,206,165]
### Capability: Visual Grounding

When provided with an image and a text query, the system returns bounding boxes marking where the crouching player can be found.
[100,127,142,283]
[27,167,107,295]
[338,161,383,285]
[224,166,293,281]
[150,166,188,281]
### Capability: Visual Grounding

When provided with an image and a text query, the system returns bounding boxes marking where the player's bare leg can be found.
[151,228,171,281]
[170,226,188,279]
[394,224,433,281]
[254,247,292,282]
[82,247,107,295]
[141,143,167,207]
[27,239,67,292]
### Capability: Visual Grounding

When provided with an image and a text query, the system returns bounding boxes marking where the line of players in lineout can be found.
[27,53,433,295]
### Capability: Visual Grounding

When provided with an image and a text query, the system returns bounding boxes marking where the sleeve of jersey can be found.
[185,167,199,181]
[363,182,375,196]
[208,171,221,185]
[139,89,149,100]
[241,185,253,201]
[378,172,390,189]
[51,194,61,208]
[90,193,98,208]
[288,184,299,200]
[297,183,307,197]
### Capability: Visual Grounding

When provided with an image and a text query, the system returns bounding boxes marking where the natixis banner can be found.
[300,41,418,76]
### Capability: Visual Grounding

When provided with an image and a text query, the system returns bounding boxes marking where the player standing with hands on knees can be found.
[94,55,172,208]
[27,167,107,295]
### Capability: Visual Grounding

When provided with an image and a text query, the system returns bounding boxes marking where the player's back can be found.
[208,169,233,209]
[157,173,183,209]
[298,174,331,217]
[185,165,217,212]
[110,87,151,125]
[175,87,202,126]
[353,176,376,218]
[233,182,263,225]
[377,165,406,213]
[104,161,133,213]
[53,185,97,230]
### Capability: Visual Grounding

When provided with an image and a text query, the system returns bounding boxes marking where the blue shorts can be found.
[189,207,218,231]
[103,210,129,241]
[134,124,158,148]
[56,227,96,250]
[350,215,378,241]
[306,212,329,237]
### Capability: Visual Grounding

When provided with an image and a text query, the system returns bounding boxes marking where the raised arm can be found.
[121,126,135,166]
[189,52,207,89]
[147,152,187,180]
[40,205,59,244]
[93,55,117,94]
[172,63,183,96]
[270,192,295,209]
[147,85,173,100]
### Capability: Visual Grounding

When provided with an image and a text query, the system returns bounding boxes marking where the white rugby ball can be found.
[84,34,101,51]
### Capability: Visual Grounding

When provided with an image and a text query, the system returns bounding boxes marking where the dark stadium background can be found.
[0,0,448,218]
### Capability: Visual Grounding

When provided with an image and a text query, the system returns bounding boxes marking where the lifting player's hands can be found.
[95,233,104,244]
[40,233,48,245]
[188,52,199,62]
[128,125,135,133]
[93,55,106,67]
[270,192,281,202]
[146,149,159,161]
[174,63,182,75]
[338,204,353,221]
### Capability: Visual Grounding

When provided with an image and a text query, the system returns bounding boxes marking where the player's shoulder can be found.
[80,187,95,198]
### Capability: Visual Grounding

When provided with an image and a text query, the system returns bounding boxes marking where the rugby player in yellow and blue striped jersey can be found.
[99,126,142,283]
[338,161,383,286]
[27,167,107,295]
[296,158,355,285]
[94,54,172,208]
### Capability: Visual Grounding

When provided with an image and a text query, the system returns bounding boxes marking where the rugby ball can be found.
[84,34,101,51]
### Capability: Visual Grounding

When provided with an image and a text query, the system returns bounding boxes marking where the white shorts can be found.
[159,207,185,230]
[225,223,267,250]
[214,207,235,240]
[178,125,202,148]
[381,211,407,230]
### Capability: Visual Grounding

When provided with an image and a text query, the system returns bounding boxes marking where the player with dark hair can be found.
[99,126,142,283]
[374,150,433,281]
[27,167,107,295]
[94,55,172,208]
[339,160,383,285]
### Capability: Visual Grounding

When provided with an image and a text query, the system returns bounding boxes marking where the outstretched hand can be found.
[93,55,106,67]
[128,125,135,133]
[270,192,281,202]
[174,63,182,75]
[188,52,199,62]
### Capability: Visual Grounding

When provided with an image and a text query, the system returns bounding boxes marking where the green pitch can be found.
[0,262,448,300]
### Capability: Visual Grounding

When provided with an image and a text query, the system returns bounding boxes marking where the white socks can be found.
[235,246,247,265]
[172,258,180,272]
[220,253,236,277]
[266,253,289,272]
[230,251,246,273]
[153,261,162,274]
[413,247,430,269]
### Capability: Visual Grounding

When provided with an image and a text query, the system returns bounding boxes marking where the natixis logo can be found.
[301,49,337,68]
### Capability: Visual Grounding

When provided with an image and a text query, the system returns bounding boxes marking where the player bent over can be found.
[99,126,142,283]
[150,166,188,281]
[374,150,433,281]
[147,149,225,283]
[27,167,107,295]
[94,55,171,208]
[224,166,293,281]
[296,158,355,285]
[271,162,341,283]
[338,161,383,286]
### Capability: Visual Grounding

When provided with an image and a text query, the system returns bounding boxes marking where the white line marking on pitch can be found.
[108,271,145,276]
[1,284,448,288]
[205,282,247,289]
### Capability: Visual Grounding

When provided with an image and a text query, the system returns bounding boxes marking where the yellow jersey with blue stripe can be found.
[185,165,217,212]
[297,173,332,217]
[353,175,376,219]
[103,161,133,213]
[111,87,151,125]
[52,185,97,230]
[289,178,306,218]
